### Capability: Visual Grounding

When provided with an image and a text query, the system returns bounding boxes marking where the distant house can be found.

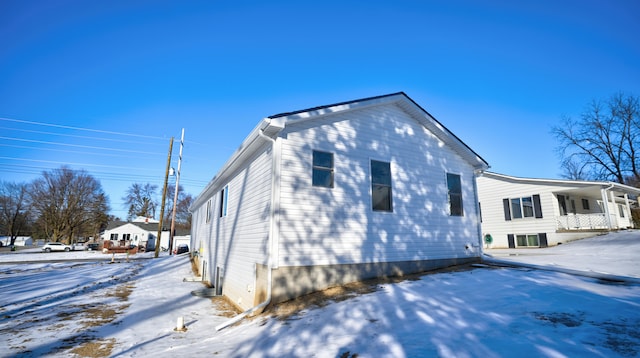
[102,219,188,250]
[0,236,33,247]
[190,92,489,313]
[477,171,640,248]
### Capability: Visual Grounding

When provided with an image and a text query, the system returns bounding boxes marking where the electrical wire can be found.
[0,117,169,140]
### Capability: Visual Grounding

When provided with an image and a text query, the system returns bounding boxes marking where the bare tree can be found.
[552,93,640,184]
[123,183,158,221]
[0,181,32,246]
[30,167,109,243]
[163,184,193,230]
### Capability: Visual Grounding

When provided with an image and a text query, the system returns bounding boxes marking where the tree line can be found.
[0,166,193,247]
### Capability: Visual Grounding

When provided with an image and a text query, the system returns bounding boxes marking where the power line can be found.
[0,126,166,146]
[0,136,164,156]
[0,117,169,140]
[0,143,161,159]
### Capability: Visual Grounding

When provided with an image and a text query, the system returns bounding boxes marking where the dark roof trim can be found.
[268,92,406,119]
[268,91,488,167]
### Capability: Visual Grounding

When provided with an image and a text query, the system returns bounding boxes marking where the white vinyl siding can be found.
[277,104,480,266]
[477,173,636,248]
[190,144,272,308]
[477,177,557,247]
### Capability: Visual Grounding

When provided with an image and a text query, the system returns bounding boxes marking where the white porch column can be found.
[610,190,619,229]
[601,188,613,229]
[624,193,632,228]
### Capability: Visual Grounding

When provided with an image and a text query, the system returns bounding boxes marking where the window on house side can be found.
[219,185,229,218]
[110,233,118,240]
[619,204,625,217]
[371,160,392,212]
[205,200,211,223]
[582,198,590,210]
[447,173,463,216]
[516,234,540,247]
[312,151,334,188]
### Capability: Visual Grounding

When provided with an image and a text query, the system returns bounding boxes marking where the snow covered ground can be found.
[1,231,639,357]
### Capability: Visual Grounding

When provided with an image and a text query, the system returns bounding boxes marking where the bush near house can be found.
[632,208,640,229]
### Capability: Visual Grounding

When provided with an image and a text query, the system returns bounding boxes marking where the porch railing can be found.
[556,213,613,230]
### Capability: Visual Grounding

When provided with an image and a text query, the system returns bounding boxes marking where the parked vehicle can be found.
[86,243,100,251]
[42,242,72,252]
[175,244,189,255]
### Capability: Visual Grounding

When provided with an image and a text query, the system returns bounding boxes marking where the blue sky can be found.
[1,0,639,218]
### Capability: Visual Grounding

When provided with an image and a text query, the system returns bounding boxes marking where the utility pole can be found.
[155,137,174,259]
[169,128,184,255]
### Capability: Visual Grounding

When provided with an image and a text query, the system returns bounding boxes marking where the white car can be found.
[42,242,72,252]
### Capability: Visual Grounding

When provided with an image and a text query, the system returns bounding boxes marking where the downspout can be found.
[472,169,485,256]
[601,183,615,229]
[215,127,277,331]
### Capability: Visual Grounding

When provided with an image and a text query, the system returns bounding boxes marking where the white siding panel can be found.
[477,175,576,247]
[191,144,273,308]
[277,104,481,266]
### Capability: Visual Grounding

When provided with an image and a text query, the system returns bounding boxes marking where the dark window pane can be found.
[522,197,534,217]
[446,173,461,193]
[312,151,334,188]
[313,169,333,188]
[371,160,392,212]
[371,160,391,186]
[450,194,463,216]
[447,173,463,216]
[313,151,333,168]
[372,185,392,211]
[511,198,522,219]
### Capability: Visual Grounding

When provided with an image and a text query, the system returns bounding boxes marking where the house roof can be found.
[192,92,490,209]
[104,221,190,236]
[480,171,640,196]
[267,92,488,169]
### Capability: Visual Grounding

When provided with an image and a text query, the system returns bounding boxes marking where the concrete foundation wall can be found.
[262,257,480,304]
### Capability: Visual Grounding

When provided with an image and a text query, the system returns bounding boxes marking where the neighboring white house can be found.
[102,219,190,251]
[190,92,489,312]
[477,171,640,248]
[0,236,33,247]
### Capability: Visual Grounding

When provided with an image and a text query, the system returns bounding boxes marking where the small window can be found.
[371,160,392,212]
[505,195,543,220]
[206,200,212,223]
[619,204,625,218]
[312,151,334,188]
[219,185,229,218]
[110,233,118,240]
[582,199,590,210]
[447,173,463,216]
[516,234,540,247]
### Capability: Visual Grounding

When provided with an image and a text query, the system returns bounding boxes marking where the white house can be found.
[0,236,33,247]
[190,92,489,313]
[477,171,640,248]
[102,221,187,250]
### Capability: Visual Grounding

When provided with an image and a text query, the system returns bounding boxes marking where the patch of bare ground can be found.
[267,264,475,320]
[69,338,116,357]
[210,296,242,318]
[41,282,134,357]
